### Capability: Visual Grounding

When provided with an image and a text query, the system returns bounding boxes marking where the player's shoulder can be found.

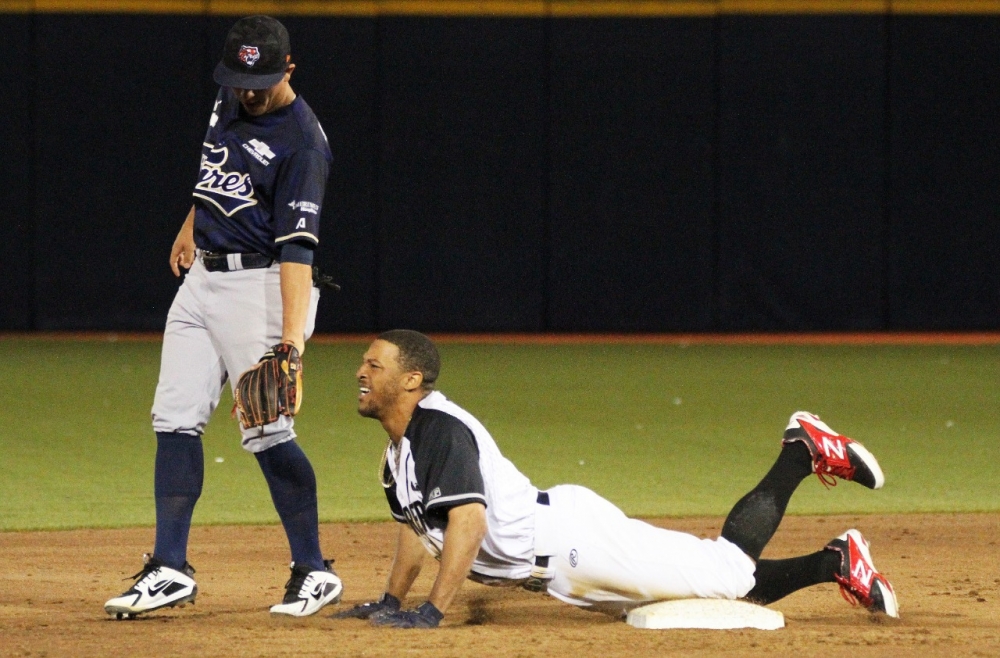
[410,403,474,439]
[209,87,241,127]
[415,392,482,432]
[421,391,495,440]
[409,394,480,449]
[287,96,332,161]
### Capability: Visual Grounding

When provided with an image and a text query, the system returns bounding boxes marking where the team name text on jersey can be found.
[194,144,258,216]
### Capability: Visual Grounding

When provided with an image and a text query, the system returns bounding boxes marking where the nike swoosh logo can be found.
[147,579,175,597]
[310,583,331,598]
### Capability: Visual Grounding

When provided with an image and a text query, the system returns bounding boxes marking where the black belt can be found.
[201,251,273,272]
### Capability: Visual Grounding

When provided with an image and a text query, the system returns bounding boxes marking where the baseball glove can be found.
[234,343,303,428]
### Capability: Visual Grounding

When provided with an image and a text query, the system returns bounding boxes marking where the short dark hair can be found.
[378,329,440,390]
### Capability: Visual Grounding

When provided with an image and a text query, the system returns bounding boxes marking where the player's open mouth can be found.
[359,387,370,396]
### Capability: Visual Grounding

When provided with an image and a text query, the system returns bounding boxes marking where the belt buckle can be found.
[199,250,228,272]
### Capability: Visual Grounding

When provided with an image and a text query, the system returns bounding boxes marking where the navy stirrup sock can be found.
[255,440,324,571]
[153,432,204,570]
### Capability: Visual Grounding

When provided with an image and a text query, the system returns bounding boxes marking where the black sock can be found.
[720,441,812,560]
[255,440,324,571]
[153,432,204,570]
[744,550,841,604]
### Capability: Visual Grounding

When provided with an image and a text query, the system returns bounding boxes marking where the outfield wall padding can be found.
[715,14,888,331]
[376,17,548,331]
[1,14,35,330]
[2,12,998,332]
[887,15,1000,330]
[32,14,207,330]
[548,18,716,332]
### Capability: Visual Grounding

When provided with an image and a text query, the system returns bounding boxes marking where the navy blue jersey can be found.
[192,88,331,259]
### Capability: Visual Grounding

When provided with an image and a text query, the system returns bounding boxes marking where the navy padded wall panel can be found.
[548,18,716,332]
[888,16,1000,329]
[376,18,547,331]
[716,15,887,330]
[15,12,1000,333]
[0,14,34,329]
[34,14,207,329]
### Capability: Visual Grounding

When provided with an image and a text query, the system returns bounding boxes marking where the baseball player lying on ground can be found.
[333,330,899,628]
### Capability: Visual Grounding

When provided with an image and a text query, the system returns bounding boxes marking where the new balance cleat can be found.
[270,560,343,617]
[104,554,197,619]
[783,411,885,489]
[826,529,899,618]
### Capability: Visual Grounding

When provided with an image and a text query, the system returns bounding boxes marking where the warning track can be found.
[5,331,1000,346]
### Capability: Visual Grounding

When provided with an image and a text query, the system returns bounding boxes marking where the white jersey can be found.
[382,391,538,579]
[381,390,756,613]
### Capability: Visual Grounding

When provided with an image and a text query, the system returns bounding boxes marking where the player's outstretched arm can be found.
[279,261,312,354]
[372,503,487,628]
[169,206,196,277]
[385,523,427,601]
[332,524,425,620]
[427,502,487,613]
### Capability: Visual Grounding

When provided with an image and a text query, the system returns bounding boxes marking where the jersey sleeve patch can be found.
[273,148,328,247]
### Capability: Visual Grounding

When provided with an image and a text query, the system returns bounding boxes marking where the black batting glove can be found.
[330,592,401,619]
[370,601,443,629]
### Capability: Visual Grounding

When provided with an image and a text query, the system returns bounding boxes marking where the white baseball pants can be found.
[151,257,319,453]
[541,485,757,613]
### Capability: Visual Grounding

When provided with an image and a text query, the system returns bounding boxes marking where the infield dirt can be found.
[3,513,998,657]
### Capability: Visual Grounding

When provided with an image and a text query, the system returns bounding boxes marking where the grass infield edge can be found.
[6,331,1000,345]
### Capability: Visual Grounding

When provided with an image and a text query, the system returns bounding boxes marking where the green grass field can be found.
[2,336,998,531]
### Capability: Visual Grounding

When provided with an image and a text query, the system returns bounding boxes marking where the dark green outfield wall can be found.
[2,11,998,332]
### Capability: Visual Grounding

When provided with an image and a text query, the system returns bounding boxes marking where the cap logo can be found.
[238,45,261,67]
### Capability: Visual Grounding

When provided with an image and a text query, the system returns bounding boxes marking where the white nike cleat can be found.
[270,560,343,617]
[104,554,198,620]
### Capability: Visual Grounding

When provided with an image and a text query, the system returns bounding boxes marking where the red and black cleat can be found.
[782,411,885,489]
[826,529,899,618]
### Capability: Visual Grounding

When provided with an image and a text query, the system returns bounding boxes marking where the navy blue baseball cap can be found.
[213,15,291,90]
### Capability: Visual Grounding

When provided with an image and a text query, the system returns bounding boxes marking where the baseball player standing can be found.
[105,15,341,619]
[334,331,898,627]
